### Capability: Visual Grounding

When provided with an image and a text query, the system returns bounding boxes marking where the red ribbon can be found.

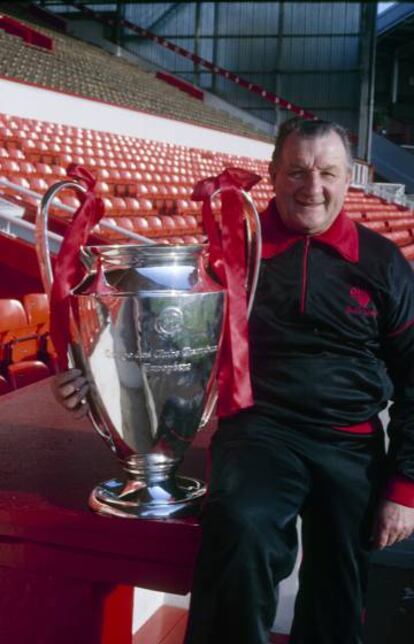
[50,165,105,370]
[192,167,261,417]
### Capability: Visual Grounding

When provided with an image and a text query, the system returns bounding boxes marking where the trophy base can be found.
[89,475,206,519]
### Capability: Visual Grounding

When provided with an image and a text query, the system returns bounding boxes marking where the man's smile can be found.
[295,199,325,207]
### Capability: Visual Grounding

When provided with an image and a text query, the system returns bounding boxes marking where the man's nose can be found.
[302,172,322,194]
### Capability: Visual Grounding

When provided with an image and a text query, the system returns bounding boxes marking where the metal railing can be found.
[351,160,372,187]
[350,160,414,211]
[0,177,155,251]
[364,182,414,210]
[365,182,405,201]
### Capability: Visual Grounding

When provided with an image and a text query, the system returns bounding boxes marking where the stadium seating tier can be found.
[1,112,414,254]
[0,8,271,144]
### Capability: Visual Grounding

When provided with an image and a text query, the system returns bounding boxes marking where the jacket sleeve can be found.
[381,247,414,507]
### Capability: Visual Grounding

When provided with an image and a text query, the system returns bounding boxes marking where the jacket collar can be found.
[260,198,359,263]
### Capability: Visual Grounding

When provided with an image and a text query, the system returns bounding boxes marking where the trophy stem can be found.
[123,453,181,483]
[88,454,206,519]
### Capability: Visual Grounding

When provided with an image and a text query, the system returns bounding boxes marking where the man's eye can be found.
[322,172,335,178]
[289,171,304,178]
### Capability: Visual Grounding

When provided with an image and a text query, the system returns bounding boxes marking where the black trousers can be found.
[364,564,414,644]
[184,412,385,644]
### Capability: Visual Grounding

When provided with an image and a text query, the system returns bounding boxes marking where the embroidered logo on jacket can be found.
[346,287,378,317]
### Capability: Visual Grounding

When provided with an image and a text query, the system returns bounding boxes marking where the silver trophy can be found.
[36,179,261,519]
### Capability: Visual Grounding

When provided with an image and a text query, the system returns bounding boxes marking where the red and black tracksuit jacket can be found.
[248,199,414,508]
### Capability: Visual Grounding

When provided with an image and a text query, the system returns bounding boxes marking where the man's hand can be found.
[372,499,414,549]
[51,368,90,418]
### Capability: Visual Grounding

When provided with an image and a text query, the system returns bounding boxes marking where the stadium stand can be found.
[0,13,53,50]
[1,112,413,249]
[1,109,414,398]
[0,7,271,143]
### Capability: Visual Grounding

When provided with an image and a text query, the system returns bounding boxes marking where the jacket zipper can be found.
[300,237,310,314]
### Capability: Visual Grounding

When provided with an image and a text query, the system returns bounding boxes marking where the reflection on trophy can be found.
[35,172,261,519]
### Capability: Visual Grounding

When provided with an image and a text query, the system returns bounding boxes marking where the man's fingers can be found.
[64,383,89,409]
[382,530,398,549]
[51,370,91,420]
[51,369,84,402]
[375,520,403,548]
[50,369,92,420]
[73,397,90,419]
[73,383,90,418]
[372,517,396,549]
[371,516,385,549]
[54,368,83,386]
[374,500,414,549]
[59,376,88,400]
[374,527,389,550]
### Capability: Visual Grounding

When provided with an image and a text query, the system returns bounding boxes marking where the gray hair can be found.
[272,117,353,170]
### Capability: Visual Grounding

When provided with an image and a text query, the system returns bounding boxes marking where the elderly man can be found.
[183,118,414,644]
[55,118,414,644]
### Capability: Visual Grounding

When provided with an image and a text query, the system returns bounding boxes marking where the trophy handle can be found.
[241,190,263,316]
[35,180,115,446]
[199,189,262,428]
[35,180,88,298]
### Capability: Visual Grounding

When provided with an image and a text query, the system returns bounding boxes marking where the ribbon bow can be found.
[192,166,261,417]
[50,165,105,370]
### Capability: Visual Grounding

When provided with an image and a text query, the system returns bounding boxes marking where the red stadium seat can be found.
[116,217,134,232]
[146,216,163,235]
[0,299,28,334]
[35,163,53,176]
[173,215,188,233]
[182,235,202,244]
[0,299,39,365]
[388,218,414,230]
[29,177,50,193]
[119,170,133,182]
[0,127,16,148]
[8,361,50,390]
[11,176,31,190]
[124,197,140,213]
[182,215,198,232]
[59,195,82,209]
[111,197,127,213]
[384,230,412,244]
[22,293,58,368]
[50,165,67,179]
[7,149,25,160]
[23,293,49,329]
[101,197,114,214]
[0,375,12,395]
[132,217,150,233]
[401,244,414,260]
[361,221,388,232]
[19,161,36,175]
[137,199,154,213]
[1,159,20,176]
[95,181,110,195]
[160,216,177,233]
[96,217,119,240]
[97,169,111,181]
[136,184,149,197]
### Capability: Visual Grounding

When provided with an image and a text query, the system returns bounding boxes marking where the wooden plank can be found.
[133,606,186,644]
[134,605,290,644]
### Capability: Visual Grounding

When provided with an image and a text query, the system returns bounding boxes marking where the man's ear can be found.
[345,167,353,190]
[268,160,277,184]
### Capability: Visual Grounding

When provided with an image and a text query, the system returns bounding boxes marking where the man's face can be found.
[269,130,352,235]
